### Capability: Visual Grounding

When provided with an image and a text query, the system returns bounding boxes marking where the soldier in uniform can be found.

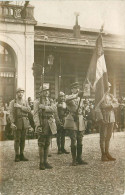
[64,82,88,166]
[96,82,119,161]
[33,84,57,170]
[56,92,69,154]
[9,88,31,162]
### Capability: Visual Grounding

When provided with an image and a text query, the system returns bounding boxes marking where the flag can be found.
[86,33,109,109]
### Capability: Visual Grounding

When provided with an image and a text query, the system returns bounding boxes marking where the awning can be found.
[0,72,14,77]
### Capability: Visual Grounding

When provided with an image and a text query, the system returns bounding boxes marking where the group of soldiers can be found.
[9,81,119,170]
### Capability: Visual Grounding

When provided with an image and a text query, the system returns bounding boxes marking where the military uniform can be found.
[96,89,119,161]
[64,82,87,166]
[9,88,31,162]
[56,92,69,154]
[33,85,57,170]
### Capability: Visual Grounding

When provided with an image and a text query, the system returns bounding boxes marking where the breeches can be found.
[69,130,84,148]
[14,129,26,143]
[38,134,51,148]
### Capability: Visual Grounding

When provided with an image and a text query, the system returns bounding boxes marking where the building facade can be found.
[34,23,125,99]
[0,3,125,104]
[0,3,36,104]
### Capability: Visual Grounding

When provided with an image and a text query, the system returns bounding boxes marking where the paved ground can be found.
[0,132,125,195]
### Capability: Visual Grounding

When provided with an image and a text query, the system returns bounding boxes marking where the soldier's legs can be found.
[61,128,65,150]
[38,135,46,170]
[61,129,69,154]
[44,136,52,169]
[100,123,108,161]
[14,130,21,162]
[105,123,115,161]
[57,129,62,154]
[77,131,87,165]
[20,128,28,161]
[70,130,77,166]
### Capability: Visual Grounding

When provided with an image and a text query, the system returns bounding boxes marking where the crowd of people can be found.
[0,82,125,169]
[0,91,125,141]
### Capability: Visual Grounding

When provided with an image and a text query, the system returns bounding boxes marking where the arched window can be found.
[0,44,14,67]
[0,42,16,105]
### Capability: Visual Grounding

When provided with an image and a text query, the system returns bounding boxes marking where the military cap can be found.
[16,87,25,93]
[58,92,65,97]
[39,84,50,93]
[108,82,111,87]
[70,82,79,89]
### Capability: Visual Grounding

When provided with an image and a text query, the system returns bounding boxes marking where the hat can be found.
[58,92,65,97]
[108,82,111,87]
[16,87,25,93]
[70,82,79,89]
[39,84,50,93]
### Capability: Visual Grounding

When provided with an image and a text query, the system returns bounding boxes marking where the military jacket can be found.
[96,93,119,123]
[64,94,85,131]
[33,97,57,135]
[9,98,31,130]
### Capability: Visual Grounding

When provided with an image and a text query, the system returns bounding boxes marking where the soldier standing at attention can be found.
[96,82,119,161]
[65,82,88,166]
[9,88,31,162]
[33,84,57,170]
[56,92,69,154]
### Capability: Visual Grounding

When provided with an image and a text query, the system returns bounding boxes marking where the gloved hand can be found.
[10,123,17,131]
[78,91,84,98]
[37,126,43,134]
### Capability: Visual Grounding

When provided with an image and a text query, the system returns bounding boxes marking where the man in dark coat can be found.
[56,92,69,154]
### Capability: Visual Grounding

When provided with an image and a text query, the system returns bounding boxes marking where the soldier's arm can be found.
[66,94,78,102]
[9,100,15,124]
[111,95,119,109]
[44,104,57,113]
[33,101,41,128]
[20,101,31,113]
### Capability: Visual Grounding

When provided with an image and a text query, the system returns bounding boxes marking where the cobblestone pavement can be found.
[0,132,125,195]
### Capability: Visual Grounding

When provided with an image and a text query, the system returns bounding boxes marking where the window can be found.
[0,44,14,67]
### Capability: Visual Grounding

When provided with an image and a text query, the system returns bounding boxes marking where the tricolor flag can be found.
[86,33,109,109]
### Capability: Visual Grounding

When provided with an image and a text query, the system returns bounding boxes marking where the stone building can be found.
[0,2,125,103]
[0,2,36,103]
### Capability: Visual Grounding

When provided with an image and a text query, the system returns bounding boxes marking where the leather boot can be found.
[44,147,53,169]
[15,155,20,162]
[61,133,69,154]
[20,153,29,161]
[39,163,45,170]
[61,148,70,154]
[71,146,77,166]
[57,134,62,154]
[105,152,116,161]
[105,141,116,161]
[101,154,109,161]
[39,147,45,170]
[77,145,88,165]
[100,141,108,161]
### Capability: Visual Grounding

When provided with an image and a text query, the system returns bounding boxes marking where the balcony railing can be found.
[0,3,35,20]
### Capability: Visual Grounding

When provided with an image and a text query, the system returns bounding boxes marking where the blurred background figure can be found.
[56,92,69,154]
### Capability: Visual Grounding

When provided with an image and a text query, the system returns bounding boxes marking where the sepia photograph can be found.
[0,0,125,194]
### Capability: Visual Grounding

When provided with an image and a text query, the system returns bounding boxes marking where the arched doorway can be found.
[0,42,17,105]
